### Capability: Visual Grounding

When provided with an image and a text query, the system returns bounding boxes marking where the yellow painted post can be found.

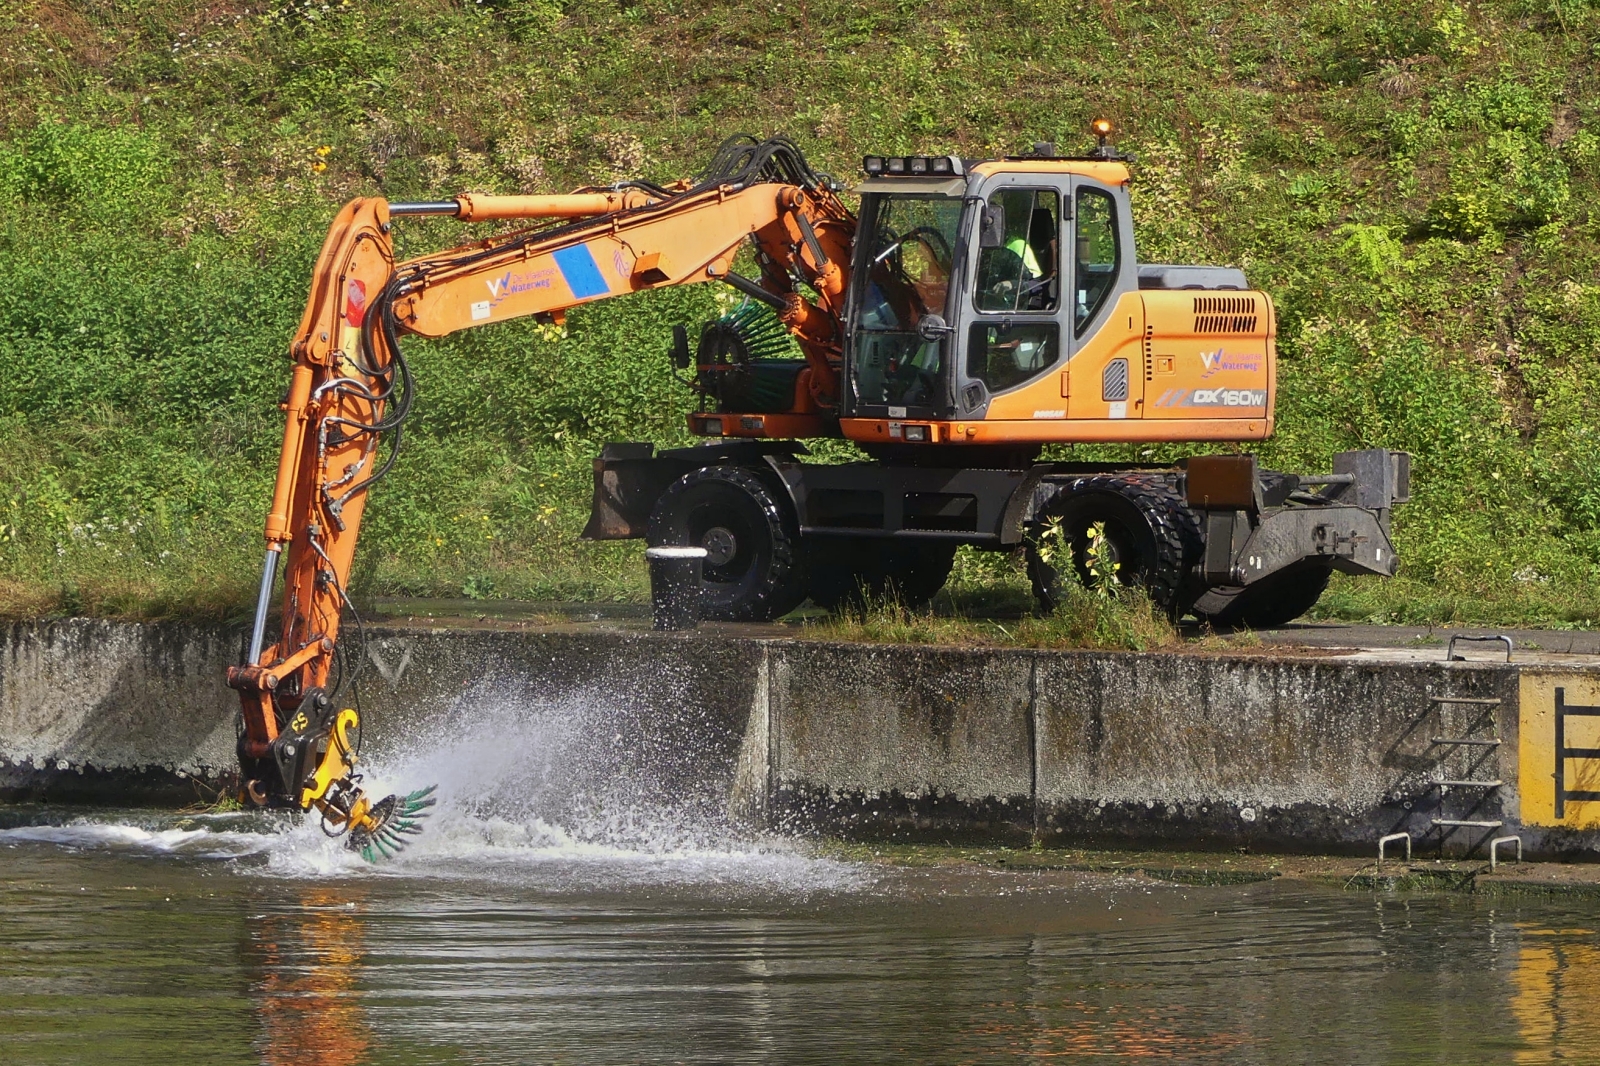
[1518,671,1600,828]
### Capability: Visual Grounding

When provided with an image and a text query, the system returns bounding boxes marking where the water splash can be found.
[6,680,867,896]
[0,815,280,861]
[258,682,866,894]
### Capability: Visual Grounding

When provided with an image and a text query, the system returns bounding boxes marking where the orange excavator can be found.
[231,132,1407,855]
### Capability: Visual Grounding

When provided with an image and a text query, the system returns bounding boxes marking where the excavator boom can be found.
[227,138,852,855]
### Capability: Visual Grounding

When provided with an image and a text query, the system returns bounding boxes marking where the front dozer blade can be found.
[347,785,438,863]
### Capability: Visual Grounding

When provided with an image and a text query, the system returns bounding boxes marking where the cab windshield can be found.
[852,194,964,410]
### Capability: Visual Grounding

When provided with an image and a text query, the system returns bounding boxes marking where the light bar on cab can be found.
[862,155,965,178]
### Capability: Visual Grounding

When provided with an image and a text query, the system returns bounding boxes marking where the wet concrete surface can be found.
[824,840,1600,897]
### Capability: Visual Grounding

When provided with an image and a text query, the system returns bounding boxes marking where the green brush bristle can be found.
[721,300,799,361]
[352,784,437,863]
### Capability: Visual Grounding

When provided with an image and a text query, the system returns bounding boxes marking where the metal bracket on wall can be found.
[1490,835,1523,870]
[1377,832,1411,866]
[1447,634,1513,662]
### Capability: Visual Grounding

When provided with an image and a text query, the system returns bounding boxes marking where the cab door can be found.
[1064,179,1143,421]
[951,177,1071,419]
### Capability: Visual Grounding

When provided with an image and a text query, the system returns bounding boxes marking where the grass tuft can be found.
[805,574,1176,652]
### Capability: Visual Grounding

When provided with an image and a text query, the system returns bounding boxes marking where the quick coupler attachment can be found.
[239,689,439,862]
[297,709,438,863]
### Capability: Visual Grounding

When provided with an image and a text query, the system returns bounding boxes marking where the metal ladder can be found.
[1427,695,1505,836]
[1555,687,1600,819]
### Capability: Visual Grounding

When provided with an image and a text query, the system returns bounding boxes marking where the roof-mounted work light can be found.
[861,154,966,178]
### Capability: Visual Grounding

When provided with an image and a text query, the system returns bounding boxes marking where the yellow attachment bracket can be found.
[298,708,361,810]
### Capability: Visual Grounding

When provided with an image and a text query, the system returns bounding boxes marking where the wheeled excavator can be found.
[232,130,1407,855]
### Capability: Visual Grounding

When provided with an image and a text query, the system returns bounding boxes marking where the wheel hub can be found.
[701,526,738,567]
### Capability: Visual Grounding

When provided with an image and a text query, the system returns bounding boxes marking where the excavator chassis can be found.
[584,441,1409,626]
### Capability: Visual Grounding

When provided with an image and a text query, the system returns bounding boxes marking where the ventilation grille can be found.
[1102,358,1129,402]
[1193,295,1258,334]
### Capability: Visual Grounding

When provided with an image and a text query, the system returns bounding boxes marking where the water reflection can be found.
[958,933,1249,1059]
[1512,922,1600,1061]
[965,1002,1248,1059]
[19,828,1600,1064]
[251,886,373,1066]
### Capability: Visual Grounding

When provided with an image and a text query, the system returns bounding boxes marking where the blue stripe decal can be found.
[553,244,610,299]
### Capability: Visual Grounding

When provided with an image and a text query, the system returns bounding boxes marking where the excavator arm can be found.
[226,137,853,859]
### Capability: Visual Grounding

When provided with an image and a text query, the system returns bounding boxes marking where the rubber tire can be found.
[1025,474,1201,617]
[807,539,958,610]
[647,466,806,622]
[1191,561,1334,630]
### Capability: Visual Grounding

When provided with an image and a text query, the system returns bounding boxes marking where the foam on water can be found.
[0,817,281,861]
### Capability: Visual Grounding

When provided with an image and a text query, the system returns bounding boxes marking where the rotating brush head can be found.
[347,784,437,863]
[719,299,799,361]
[697,300,803,412]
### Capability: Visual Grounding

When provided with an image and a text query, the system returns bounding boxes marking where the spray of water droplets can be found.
[5,680,868,897]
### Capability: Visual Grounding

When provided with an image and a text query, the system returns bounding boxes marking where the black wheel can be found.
[647,466,806,622]
[1191,561,1333,630]
[807,538,957,610]
[1025,475,1201,617]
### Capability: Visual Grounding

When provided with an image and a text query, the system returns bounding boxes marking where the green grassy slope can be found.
[2,0,1600,624]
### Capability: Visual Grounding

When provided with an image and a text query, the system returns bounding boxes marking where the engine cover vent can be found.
[1193,295,1258,334]
[1102,358,1129,402]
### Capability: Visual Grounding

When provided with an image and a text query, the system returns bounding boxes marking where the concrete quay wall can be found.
[3,619,1596,857]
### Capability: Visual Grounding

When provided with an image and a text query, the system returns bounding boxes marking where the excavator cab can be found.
[836,145,1273,450]
[842,153,1152,441]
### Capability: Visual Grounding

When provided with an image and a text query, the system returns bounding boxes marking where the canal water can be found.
[5,803,1600,1066]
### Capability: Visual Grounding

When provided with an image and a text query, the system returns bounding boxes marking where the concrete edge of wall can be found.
[6,620,1600,859]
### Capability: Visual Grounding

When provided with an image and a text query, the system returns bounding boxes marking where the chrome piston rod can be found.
[245,546,281,666]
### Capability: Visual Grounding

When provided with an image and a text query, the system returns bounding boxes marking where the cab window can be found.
[974,189,1059,314]
[1075,188,1119,334]
[852,193,963,411]
[966,322,1060,394]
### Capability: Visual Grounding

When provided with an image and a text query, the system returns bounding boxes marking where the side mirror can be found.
[670,324,690,370]
[979,204,1006,249]
[916,314,953,342]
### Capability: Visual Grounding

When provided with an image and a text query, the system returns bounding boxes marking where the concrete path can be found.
[366,597,1600,665]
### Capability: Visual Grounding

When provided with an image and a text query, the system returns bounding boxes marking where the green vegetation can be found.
[805,583,1179,653]
[3,0,1600,627]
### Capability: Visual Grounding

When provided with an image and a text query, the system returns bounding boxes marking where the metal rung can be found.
[1562,790,1600,802]
[1434,779,1503,788]
[1490,836,1523,870]
[1430,737,1502,746]
[1447,635,1512,662]
[1428,696,1503,706]
[1378,832,1412,865]
[1562,747,1600,759]
[1432,819,1504,829]
[1560,708,1600,718]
